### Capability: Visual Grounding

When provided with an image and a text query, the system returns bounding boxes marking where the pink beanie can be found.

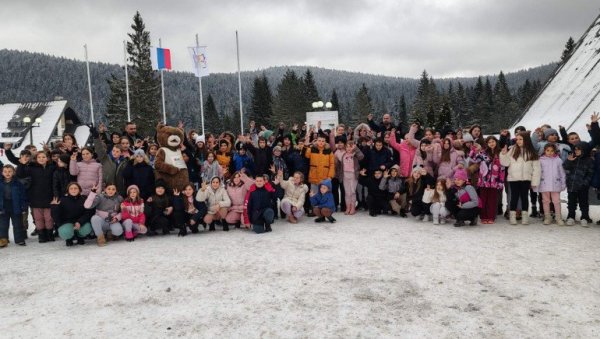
[453,169,468,182]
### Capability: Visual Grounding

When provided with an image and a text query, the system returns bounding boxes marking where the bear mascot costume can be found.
[154,123,189,190]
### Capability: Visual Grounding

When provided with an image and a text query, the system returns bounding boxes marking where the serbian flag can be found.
[151,47,172,70]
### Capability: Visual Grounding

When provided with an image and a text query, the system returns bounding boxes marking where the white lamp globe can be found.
[23,116,31,123]
[311,102,318,109]
[317,101,324,108]
[35,118,42,124]
[325,102,333,109]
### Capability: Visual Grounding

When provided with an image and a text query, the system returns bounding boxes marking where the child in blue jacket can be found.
[0,165,28,247]
[309,179,336,223]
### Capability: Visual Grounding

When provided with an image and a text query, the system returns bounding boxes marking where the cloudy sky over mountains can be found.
[2,0,598,77]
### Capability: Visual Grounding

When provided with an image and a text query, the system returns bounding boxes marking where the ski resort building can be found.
[512,15,600,139]
[0,99,90,163]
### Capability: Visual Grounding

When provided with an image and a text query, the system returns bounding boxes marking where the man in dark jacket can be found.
[367,113,394,136]
[366,138,392,175]
[247,176,275,233]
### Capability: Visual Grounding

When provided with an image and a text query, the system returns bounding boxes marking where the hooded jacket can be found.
[538,154,567,193]
[16,162,55,208]
[84,191,123,221]
[309,179,336,210]
[0,179,28,214]
[499,146,541,186]
[196,178,232,214]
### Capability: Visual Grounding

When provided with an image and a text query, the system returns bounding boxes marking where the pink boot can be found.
[125,231,134,242]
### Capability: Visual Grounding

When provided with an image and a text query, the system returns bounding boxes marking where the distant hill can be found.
[0,48,557,125]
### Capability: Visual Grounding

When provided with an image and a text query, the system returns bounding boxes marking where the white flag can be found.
[188,46,209,77]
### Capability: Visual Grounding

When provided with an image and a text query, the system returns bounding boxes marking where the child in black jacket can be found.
[563,142,594,226]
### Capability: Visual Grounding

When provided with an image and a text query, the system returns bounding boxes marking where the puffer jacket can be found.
[412,144,436,177]
[334,148,365,180]
[454,184,479,209]
[379,176,406,194]
[434,145,464,179]
[499,147,541,186]
[52,167,76,198]
[70,159,103,196]
[51,194,94,226]
[94,138,128,196]
[0,179,28,214]
[280,178,308,209]
[121,199,145,224]
[226,175,254,213]
[304,145,335,184]
[366,146,392,173]
[196,183,232,214]
[473,150,505,190]
[389,125,418,178]
[538,155,566,193]
[84,191,123,221]
[563,142,594,192]
[309,179,336,211]
[16,162,55,208]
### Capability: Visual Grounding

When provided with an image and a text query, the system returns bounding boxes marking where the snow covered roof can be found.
[512,15,600,140]
[0,100,82,164]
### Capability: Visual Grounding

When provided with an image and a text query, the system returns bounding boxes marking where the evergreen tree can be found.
[351,83,373,126]
[125,11,161,135]
[303,69,320,106]
[272,69,307,125]
[397,94,408,134]
[105,74,128,130]
[493,71,516,132]
[204,94,221,134]
[413,70,430,122]
[426,105,436,129]
[330,89,340,112]
[561,37,575,63]
[250,72,273,128]
[436,100,453,131]
[455,82,471,129]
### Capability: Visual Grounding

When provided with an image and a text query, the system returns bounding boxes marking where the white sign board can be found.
[306,111,339,131]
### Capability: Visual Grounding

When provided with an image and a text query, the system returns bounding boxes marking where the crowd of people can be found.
[1,111,599,248]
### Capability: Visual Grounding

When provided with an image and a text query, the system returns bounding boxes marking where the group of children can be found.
[1,113,599,248]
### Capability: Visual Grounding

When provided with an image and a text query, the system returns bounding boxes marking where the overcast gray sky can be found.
[1,0,599,78]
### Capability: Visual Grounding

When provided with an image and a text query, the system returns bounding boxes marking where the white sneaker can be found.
[580,219,589,227]
[566,218,575,226]
[432,216,439,225]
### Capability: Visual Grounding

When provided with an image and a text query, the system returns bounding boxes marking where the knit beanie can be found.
[453,169,468,181]
[544,128,558,138]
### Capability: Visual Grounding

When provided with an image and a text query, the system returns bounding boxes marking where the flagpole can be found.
[159,38,166,124]
[123,40,131,122]
[84,44,95,124]
[196,34,205,136]
[236,31,244,134]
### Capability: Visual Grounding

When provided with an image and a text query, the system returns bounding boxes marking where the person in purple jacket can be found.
[538,144,566,225]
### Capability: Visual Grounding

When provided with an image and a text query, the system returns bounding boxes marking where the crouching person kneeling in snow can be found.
[85,183,123,246]
[310,179,336,223]
[447,169,480,227]
[51,182,94,246]
[121,185,147,241]
[247,175,276,233]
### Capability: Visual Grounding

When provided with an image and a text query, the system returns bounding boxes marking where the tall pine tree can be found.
[250,72,273,128]
[272,69,307,125]
[561,37,575,63]
[351,83,373,126]
[204,94,221,134]
[303,69,320,107]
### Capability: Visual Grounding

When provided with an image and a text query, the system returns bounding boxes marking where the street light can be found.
[311,101,333,110]
[23,116,42,146]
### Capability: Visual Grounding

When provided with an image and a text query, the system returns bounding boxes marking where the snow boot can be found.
[208,222,216,231]
[76,237,85,245]
[47,230,55,242]
[314,217,326,223]
[432,215,439,225]
[529,206,539,218]
[0,238,8,248]
[265,223,272,232]
[327,216,336,223]
[38,229,48,243]
[555,212,565,226]
[509,211,517,225]
[190,224,199,234]
[470,217,478,226]
[65,237,74,247]
[223,223,229,231]
[178,226,188,237]
[543,213,552,225]
[235,221,241,228]
[96,234,106,247]
[521,213,529,225]
[125,231,134,242]
[454,220,465,227]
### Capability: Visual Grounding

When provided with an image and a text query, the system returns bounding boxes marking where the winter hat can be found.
[453,169,468,182]
[261,130,274,140]
[133,149,146,157]
[127,185,140,195]
[194,135,205,144]
[59,154,71,165]
[544,128,559,138]
[411,165,424,174]
[462,133,474,143]
[390,164,400,171]
[272,145,282,154]
[154,179,168,190]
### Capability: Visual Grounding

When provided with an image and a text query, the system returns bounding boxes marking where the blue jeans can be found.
[252,208,274,234]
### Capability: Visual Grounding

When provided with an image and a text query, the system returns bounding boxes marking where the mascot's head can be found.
[156,123,184,150]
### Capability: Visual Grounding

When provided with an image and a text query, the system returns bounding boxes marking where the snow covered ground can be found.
[1,208,599,338]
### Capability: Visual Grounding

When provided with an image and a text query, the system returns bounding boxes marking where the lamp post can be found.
[311,101,332,110]
[23,116,42,146]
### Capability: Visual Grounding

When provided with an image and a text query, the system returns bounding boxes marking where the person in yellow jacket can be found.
[304,130,335,193]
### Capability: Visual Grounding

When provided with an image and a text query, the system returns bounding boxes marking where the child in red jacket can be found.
[121,185,147,241]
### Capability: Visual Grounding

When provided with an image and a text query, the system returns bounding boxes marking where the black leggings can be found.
[509,181,531,212]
